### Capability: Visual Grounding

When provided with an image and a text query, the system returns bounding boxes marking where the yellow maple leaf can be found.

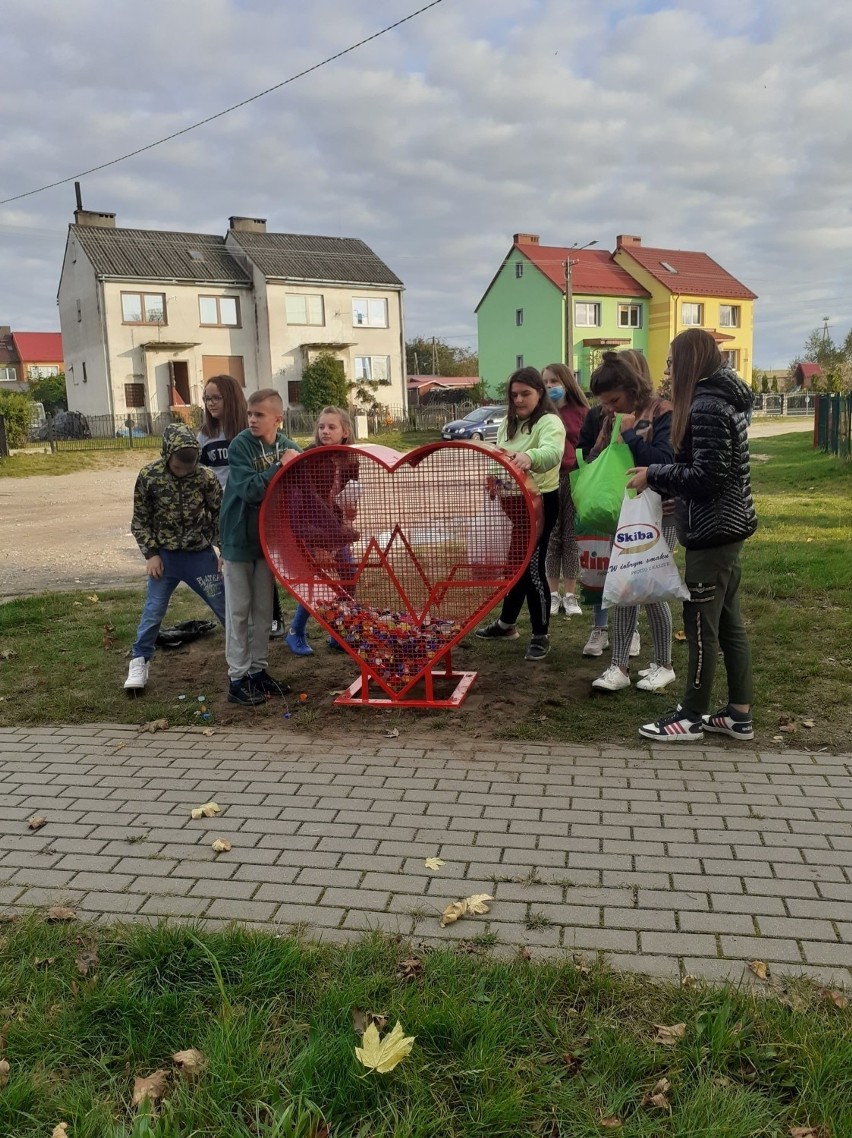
[190,802,221,820]
[424,857,444,871]
[355,1021,415,1074]
[211,838,232,853]
[748,959,770,981]
[440,893,493,927]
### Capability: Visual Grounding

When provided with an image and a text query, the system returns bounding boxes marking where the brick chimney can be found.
[229,216,267,233]
[74,209,116,229]
[513,233,540,245]
[616,234,641,248]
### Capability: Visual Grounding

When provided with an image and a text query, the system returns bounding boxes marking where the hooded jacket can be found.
[645,367,757,550]
[131,424,222,559]
[219,426,301,561]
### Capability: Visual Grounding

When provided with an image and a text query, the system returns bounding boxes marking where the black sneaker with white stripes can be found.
[702,706,754,740]
[639,706,704,743]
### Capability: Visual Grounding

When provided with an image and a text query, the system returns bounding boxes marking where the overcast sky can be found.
[2,0,851,368]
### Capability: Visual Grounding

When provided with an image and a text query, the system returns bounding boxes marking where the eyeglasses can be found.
[203,395,223,404]
[665,358,672,367]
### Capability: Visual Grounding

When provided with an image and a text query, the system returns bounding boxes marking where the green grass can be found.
[0,918,848,1138]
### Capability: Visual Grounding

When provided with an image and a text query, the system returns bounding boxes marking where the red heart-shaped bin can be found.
[260,442,539,706]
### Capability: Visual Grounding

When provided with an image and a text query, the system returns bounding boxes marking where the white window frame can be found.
[720,349,740,370]
[617,304,642,328]
[285,294,325,326]
[574,302,601,327]
[199,295,240,327]
[515,308,524,326]
[681,302,703,326]
[352,297,388,328]
[515,354,524,369]
[27,365,61,379]
[121,291,167,325]
[0,366,17,381]
[354,355,391,383]
[718,304,741,328]
[515,262,524,278]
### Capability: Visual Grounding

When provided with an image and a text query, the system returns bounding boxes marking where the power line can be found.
[0,0,447,207]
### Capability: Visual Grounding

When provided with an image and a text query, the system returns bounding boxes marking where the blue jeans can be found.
[131,548,225,661]
[291,547,357,637]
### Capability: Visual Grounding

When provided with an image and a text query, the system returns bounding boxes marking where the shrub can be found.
[300,353,348,414]
[0,391,32,447]
[28,372,67,415]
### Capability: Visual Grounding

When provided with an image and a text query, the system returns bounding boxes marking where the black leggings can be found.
[499,490,559,636]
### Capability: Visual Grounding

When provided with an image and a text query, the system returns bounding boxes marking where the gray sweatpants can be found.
[223,558,274,681]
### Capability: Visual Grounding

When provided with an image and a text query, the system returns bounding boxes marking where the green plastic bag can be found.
[569,414,634,534]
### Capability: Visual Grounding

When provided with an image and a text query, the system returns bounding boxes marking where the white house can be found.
[57,210,406,419]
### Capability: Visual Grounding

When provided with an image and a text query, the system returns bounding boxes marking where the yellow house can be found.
[613,235,757,385]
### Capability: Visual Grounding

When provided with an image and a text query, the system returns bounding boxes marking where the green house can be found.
[476,233,651,396]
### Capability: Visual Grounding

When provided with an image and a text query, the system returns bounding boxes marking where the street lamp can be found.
[564,239,598,377]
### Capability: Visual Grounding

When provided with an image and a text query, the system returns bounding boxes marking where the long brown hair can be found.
[504,366,557,438]
[313,405,354,445]
[669,329,722,450]
[541,362,590,409]
[589,350,653,410]
[201,374,247,441]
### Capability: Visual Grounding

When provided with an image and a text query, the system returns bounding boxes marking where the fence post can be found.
[47,415,56,454]
[125,415,134,448]
[0,415,8,459]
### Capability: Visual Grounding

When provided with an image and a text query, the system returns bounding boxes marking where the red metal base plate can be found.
[334,666,478,708]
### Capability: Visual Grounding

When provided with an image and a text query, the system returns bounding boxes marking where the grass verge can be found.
[0,917,848,1137]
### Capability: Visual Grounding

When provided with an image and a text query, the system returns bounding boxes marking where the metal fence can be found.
[815,393,852,459]
[751,393,816,416]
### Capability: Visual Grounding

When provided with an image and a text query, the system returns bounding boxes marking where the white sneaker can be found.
[124,656,149,691]
[562,594,583,616]
[583,628,609,657]
[629,631,641,657]
[592,665,631,691]
[550,592,562,617]
[636,663,677,692]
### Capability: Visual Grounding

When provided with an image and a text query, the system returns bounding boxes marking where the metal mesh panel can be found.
[261,442,537,702]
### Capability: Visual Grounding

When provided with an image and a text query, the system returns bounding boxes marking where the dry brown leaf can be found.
[351,1008,388,1034]
[789,1128,829,1138]
[0,1058,9,1087]
[172,1048,207,1078]
[139,718,169,733]
[748,959,770,981]
[653,1022,686,1046]
[600,1117,623,1130]
[384,727,400,738]
[821,988,848,1009]
[75,948,98,976]
[562,1052,584,1073]
[439,892,493,927]
[44,906,77,923]
[190,802,221,820]
[132,1068,169,1110]
[779,723,797,734]
[201,727,215,736]
[801,719,816,729]
[396,956,423,981]
[211,838,232,853]
[51,1124,69,1138]
[517,945,533,961]
[681,974,700,988]
[34,956,57,968]
[642,1076,672,1110]
[27,816,47,831]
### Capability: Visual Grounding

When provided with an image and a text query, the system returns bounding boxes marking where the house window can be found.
[681,302,703,326]
[618,304,643,328]
[27,365,60,379]
[516,355,524,369]
[719,304,741,328]
[121,292,167,325]
[0,366,16,381]
[125,383,146,408]
[199,295,240,327]
[515,263,524,278]
[720,350,740,370]
[574,302,601,327]
[285,294,325,326]
[287,381,302,404]
[355,356,391,383]
[515,308,524,326]
[352,297,388,328]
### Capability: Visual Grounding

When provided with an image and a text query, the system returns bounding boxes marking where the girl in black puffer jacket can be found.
[626,329,757,744]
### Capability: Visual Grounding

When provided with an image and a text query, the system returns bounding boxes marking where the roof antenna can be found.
[74,181,83,211]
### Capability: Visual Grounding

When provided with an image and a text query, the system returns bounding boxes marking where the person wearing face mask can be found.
[541,363,590,619]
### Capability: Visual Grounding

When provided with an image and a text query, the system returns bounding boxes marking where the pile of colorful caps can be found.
[314,598,462,690]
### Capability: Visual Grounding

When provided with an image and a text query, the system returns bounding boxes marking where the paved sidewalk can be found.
[1,725,849,986]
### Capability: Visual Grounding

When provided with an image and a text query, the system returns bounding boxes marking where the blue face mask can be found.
[548,386,565,402]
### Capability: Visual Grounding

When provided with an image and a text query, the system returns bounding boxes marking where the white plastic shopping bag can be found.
[602,490,689,608]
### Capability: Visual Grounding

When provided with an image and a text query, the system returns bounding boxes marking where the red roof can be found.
[617,245,756,300]
[797,363,822,378]
[11,331,64,364]
[519,244,651,298]
[407,375,479,389]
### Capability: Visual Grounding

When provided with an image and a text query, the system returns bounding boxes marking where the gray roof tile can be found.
[72,227,250,284]
[229,231,403,287]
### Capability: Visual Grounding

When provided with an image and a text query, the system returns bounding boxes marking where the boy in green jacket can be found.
[219,388,300,705]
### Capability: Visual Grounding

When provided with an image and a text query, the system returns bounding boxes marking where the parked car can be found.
[441,405,506,441]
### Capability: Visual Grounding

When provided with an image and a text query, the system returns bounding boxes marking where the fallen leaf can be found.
[139,718,169,733]
[75,948,99,976]
[355,1020,415,1074]
[779,712,795,725]
[0,1058,9,1087]
[202,727,215,736]
[113,742,127,752]
[424,857,445,871]
[517,945,533,961]
[132,1068,169,1109]
[681,974,700,988]
[748,959,770,981]
[351,1008,388,1034]
[34,956,57,968]
[440,893,493,927]
[821,988,848,1009]
[27,816,47,831]
[653,1023,686,1046]
[87,594,99,603]
[642,1076,672,1110]
[779,723,797,734]
[674,630,686,641]
[190,802,221,820]
[572,952,591,975]
[384,728,400,738]
[51,1124,69,1138]
[0,648,18,661]
[44,906,77,923]
[561,1051,584,1073]
[211,838,232,853]
[396,956,423,981]
[789,1128,829,1138]
[172,1048,207,1078]
[772,735,784,743]
[802,719,815,729]
[600,1117,623,1130]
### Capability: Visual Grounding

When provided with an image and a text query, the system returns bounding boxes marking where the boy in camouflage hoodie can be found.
[124,423,225,692]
